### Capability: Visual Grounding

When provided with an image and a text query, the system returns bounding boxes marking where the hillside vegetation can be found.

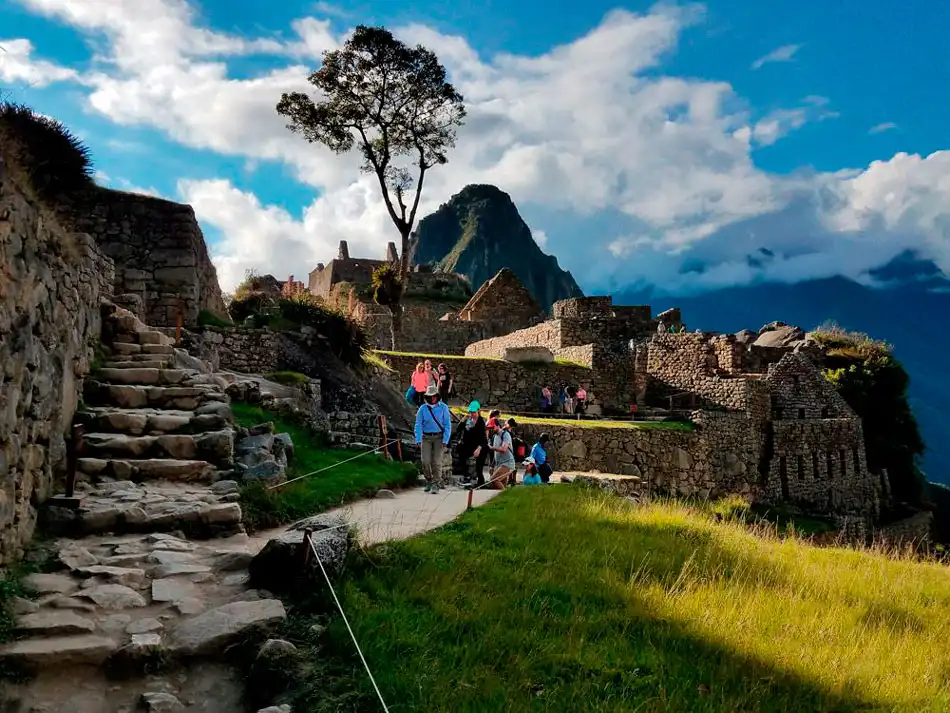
[813,322,926,505]
[284,487,950,712]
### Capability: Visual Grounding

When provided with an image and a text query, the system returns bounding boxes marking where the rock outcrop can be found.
[410,184,584,311]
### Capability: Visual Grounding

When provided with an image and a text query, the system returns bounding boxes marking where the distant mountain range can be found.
[410,184,583,310]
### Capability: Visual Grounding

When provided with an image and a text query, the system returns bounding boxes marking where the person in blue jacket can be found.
[522,457,542,486]
[414,383,452,494]
[530,433,553,484]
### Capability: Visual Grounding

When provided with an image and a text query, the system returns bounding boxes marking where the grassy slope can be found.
[231,403,418,530]
[449,406,695,432]
[288,487,950,712]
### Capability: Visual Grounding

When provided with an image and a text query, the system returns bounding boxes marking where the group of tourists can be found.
[412,384,555,494]
[407,359,454,406]
[540,384,588,415]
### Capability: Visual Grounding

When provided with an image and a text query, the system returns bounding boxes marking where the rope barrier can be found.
[266,439,401,491]
[305,532,392,713]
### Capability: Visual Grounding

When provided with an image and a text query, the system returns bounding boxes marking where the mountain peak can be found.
[410,183,583,310]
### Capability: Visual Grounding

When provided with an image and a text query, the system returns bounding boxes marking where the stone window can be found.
[826,452,834,479]
[852,447,861,473]
[773,407,784,420]
[793,375,800,386]
[798,408,806,420]
[797,455,805,481]
[840,449,848,477]
[779,456,789,498]
[812,452,820,479]
[821,407,829,418]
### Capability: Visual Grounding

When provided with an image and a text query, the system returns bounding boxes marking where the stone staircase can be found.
[43,309,243,540]
[1,306,289,712]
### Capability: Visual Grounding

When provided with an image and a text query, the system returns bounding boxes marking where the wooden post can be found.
[466,488,473,511]
[298,529,314,571]
[378,415,391,460]
[65,423,84,499]
[395,440,403,462]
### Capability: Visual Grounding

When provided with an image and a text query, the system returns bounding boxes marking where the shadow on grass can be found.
[274,488,909,713]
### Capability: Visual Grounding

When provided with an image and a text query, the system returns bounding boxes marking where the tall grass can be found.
[285,487,950,712]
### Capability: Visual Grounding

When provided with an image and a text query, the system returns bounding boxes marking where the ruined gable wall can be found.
[62,188,226,327]
[765,353,855,419]
[465,319,566,358]
[0,142,114,562]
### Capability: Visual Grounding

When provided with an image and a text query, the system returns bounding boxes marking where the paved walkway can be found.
[328,486,500,544]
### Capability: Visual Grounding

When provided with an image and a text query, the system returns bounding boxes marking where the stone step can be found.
[103,360,173,370]
[78,458,216,483]
[41,481,243,539]
[0,635,118,668]
[95,367,191,387]
[113,330,173,346]
[76,406,232,436]
[83,382,225,411]
[82,431,233,466]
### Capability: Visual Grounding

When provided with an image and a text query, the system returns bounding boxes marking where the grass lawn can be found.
[449,406,695,432]
[374,349,588,368]
[283,487,950,712]
[231,403,418,530]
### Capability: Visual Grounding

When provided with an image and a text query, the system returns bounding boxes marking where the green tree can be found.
[816,324,926,505]
[276,25,466,345]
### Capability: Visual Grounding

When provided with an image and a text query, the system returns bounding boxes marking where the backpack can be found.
[405,385,416,404]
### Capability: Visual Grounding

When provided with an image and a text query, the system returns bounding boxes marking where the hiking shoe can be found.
[430,485,440,495]
[424,484,432,493]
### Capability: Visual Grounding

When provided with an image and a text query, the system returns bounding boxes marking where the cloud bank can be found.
[6,0,950,296]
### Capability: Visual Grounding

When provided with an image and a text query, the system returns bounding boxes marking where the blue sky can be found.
[2,0,949,293]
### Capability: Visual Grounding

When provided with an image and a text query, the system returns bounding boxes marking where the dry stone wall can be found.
[0,144,114,562]
[513,420,760,499]
[62,188,226,328]
[381,353,598,413]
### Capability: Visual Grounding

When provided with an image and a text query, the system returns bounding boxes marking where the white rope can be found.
[267,439,401,491]
[306,534,391,713]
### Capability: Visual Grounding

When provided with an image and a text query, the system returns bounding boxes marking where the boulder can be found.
[167,599,287,656]
[0,635,118,667]
[16,611,96,637]
[248,514,350,594]
[753,322,805,348]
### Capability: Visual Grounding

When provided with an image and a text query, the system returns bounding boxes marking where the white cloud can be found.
[0,38,77,86]
[869,122,898,135]
[751,43,802,70]
[531,229,548,248]
[7,0,950,295]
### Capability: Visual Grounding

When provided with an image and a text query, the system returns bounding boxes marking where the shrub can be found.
[278,294,367,366]
[0,102,95,199]
[371,264,404,308]
[817,323,925,505]
[229,291,278,325]
[197,309,233,328]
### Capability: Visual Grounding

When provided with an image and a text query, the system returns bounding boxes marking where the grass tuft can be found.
[264,370,311,385]
[231,403,417,530]
[284,487,950,712]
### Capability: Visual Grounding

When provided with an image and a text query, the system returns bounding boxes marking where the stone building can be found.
[308,242,546,352]
[62,188,227,328]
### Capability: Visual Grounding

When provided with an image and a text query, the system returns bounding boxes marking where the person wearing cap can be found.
[522,457,542,486]
[503,417,521,487]
[414,383,452,494]
[489,417,516,489]
[456,401,488,487]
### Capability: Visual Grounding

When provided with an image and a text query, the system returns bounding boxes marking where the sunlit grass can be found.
[449,405,695,431]
[285,487,950,712]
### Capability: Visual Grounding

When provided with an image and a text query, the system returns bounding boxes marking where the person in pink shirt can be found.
[410,362,429,406]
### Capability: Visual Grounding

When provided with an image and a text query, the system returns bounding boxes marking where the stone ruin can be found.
[308,241,545,352]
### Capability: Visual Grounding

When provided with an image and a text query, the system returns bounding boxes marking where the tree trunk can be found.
[399,229,412,283]
[389,302,403,351]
